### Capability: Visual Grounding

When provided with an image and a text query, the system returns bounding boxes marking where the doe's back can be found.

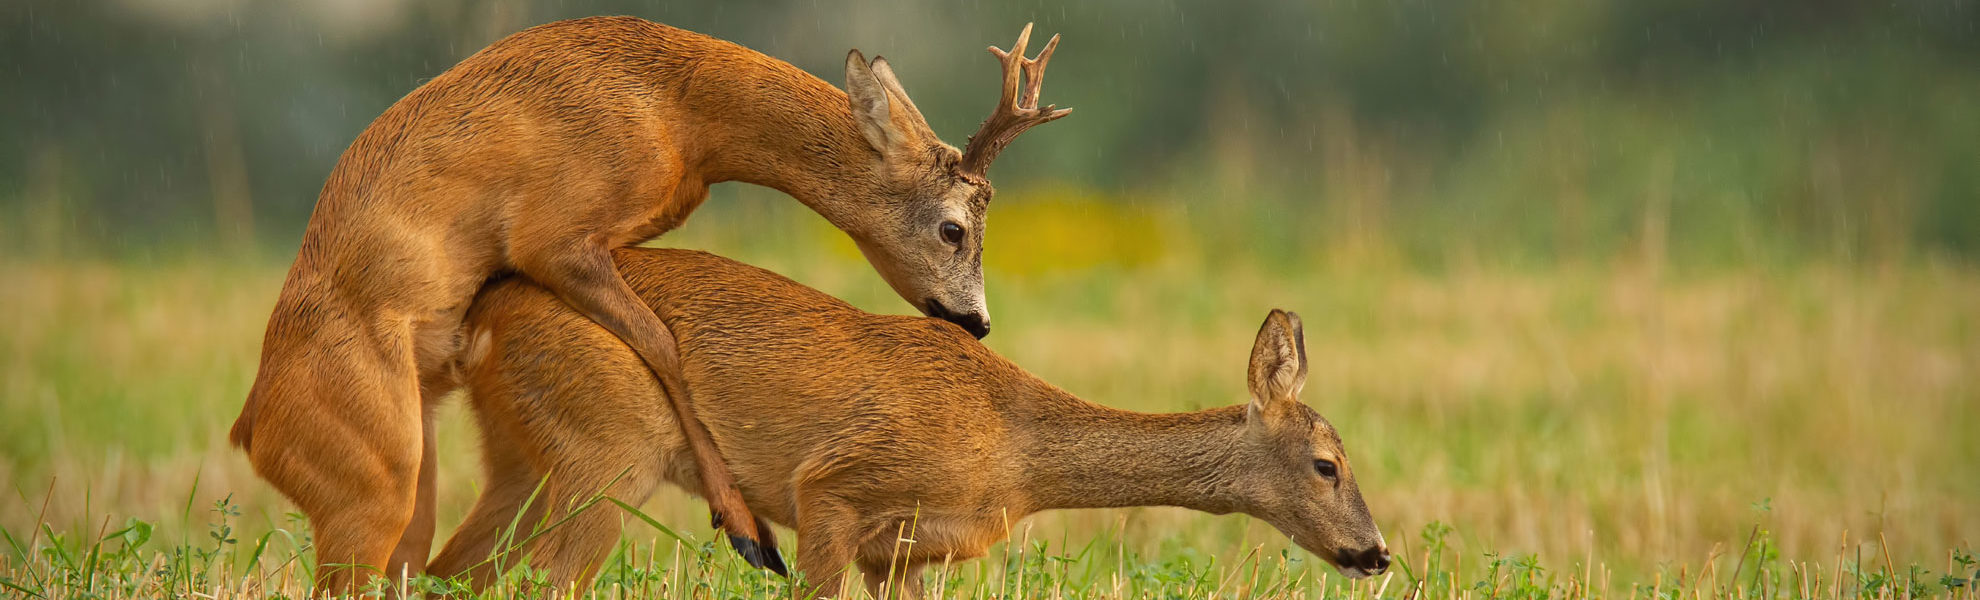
[461,248,1032,520]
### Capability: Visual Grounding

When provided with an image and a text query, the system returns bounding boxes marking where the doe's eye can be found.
[1314,459,1339,479]
[940,221,965,245]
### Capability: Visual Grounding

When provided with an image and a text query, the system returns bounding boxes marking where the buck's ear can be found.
[1246,309,1308,415]
[867,57,934,135]
[845,49,899,156]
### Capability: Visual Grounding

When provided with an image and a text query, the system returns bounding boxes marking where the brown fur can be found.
[227,17,1064,592]
[431,248,1391,597]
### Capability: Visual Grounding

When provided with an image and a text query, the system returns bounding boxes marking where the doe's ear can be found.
[845,49,898,156]
[1246,309,1308,415]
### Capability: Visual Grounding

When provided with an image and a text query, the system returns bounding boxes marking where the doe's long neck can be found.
[1012,395,1252,516]
[676,49,880,230]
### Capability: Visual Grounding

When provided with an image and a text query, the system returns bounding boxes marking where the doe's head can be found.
[1234,309,1390,579]
[837,24,1069,339]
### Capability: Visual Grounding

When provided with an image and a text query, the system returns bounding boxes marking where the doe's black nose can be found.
[1339,546,1392,573]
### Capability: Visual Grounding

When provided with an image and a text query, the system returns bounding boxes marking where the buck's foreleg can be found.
[512,238,784,574]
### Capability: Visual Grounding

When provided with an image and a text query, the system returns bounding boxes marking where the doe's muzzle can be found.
[1335,545,1392,579]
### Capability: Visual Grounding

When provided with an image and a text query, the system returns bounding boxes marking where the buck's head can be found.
[837,24,1069,339]
[1233,310,1391,579]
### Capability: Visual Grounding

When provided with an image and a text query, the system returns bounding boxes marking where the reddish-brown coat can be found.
[433,248,1390,598]
[228,17,1064,592]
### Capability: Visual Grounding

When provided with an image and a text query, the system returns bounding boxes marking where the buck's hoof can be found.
[727,534,789,577]
[762,542,789,576]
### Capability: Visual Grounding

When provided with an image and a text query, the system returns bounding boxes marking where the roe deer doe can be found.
[432,248,1390,597]
[226,17,1068,591]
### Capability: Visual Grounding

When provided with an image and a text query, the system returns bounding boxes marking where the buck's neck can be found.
[1012,395,1251,515]
[678,54,879,230]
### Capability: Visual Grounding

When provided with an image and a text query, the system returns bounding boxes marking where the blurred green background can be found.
[2,0,1975,586]
[7,0,1979,265]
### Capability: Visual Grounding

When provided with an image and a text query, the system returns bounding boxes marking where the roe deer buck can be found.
[430,248,1391,597]
[227,16,1069,592]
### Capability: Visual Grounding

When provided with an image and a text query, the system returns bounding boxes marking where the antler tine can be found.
[1020,33,1058,107]
[961,23,1072,180]
[986,23,1031,117]
[987,22,1033,64]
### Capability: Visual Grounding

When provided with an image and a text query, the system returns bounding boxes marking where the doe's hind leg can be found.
[431,377,667,591]
[516,441,666,591]
[863,560,930,600]
[512,239,776,571]
[430,444,665,592]
[792,494,865,600]
[427,420,548,589]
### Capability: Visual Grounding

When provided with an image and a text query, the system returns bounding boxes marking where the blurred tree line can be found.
[3,0,1976,266]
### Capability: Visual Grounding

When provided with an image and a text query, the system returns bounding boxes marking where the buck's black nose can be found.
[924,299,991,339]
[949,312,990,339]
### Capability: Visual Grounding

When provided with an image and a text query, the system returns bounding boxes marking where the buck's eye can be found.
[1314,459,1339,479]
[940,221,965,245]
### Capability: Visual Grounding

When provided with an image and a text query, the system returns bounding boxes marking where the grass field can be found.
[1,192,1975,598]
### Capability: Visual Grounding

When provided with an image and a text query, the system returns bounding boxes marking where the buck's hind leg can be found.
[387,331,465,576]
[241,311,424,595]
[385,398,441,577]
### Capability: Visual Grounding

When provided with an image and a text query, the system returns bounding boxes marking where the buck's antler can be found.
[959,23,1071,180]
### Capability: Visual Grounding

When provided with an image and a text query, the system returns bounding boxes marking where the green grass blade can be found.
[603,497,695,548]
[0,576,45,599]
